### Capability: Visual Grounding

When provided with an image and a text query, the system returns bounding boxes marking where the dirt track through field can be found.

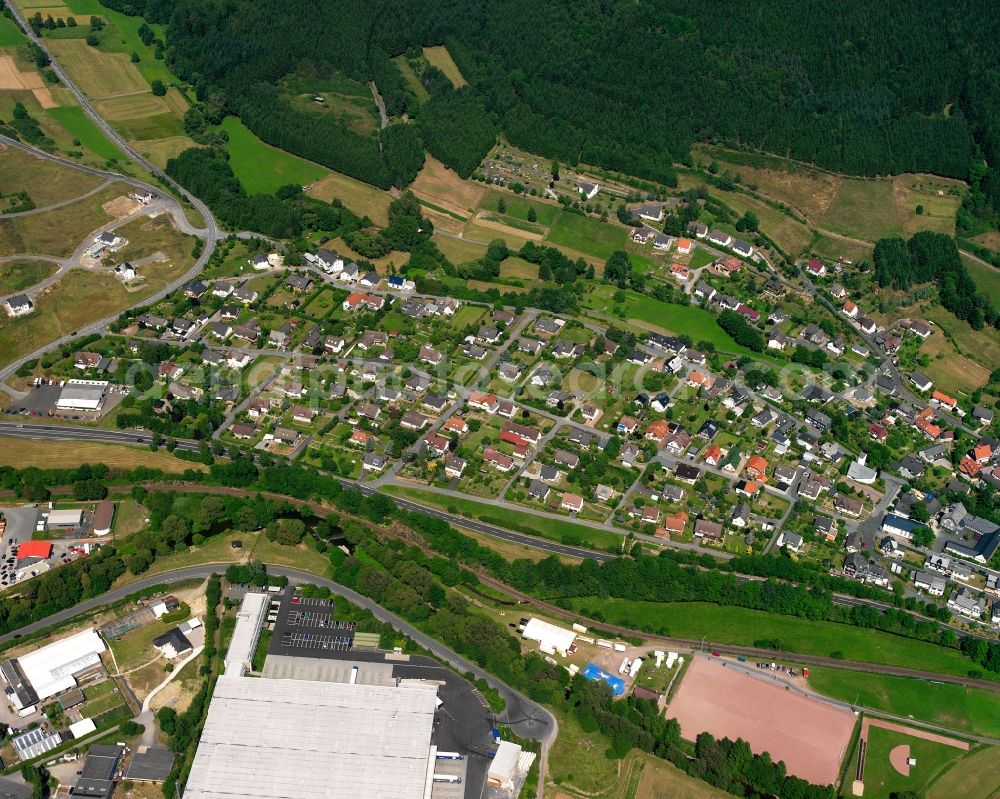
[666,656,855,785]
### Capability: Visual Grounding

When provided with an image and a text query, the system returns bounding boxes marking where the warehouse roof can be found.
[125,747,175,782]
[16,629,105,700]
[183,676,438,799]
[224,592,269,673]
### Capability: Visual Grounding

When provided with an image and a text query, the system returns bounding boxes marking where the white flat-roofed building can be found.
[183,676,439,799]
[16,629,105,700]
[521,617,577,656]
[55,380,109,411]
[46,508,83,528]
[224,592,269,675]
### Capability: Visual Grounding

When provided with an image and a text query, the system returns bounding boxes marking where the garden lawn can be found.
[582,285,777,360]
[383,486,623,552]
[564,598,996,681]
[221,116,329,195]
[807,667,1000,739]
[546,212,629,261]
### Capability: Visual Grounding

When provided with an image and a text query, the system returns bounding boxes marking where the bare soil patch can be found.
[666,657,855,785]
[103,195,141,218]
[411,155,485,214]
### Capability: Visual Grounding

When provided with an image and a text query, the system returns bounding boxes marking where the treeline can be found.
[873,231,995,329]
[160,0,994,186]
[717,309,764,352]
[165,146,365,238]
[0,545,126,636]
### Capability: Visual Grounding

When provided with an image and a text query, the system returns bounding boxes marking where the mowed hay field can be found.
[925,745,1000,799]
[963,253,1000,310]
[307,170,392,226]
[129,135,196,169]
[422,45,466,87]
[0,182,128,257]
[0,436,206,472]
[0,143,103,205]
[93,92,185,139]
[222,116,329,196]
[693,145,965,244]
[412,155,485,217]
[47,39,147,97]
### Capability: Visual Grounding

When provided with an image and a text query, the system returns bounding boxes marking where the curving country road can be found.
[0,136,219,398]
[0,4,221,399]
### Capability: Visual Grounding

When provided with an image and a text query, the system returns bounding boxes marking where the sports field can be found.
[222,116,329,195]
[667,657,855,785]
[926,744,1000,799]
[856,719,970,799]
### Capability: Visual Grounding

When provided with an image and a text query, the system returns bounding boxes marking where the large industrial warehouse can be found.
[183,677,440,799]
[5,629,106,704]
[183,593,443,799]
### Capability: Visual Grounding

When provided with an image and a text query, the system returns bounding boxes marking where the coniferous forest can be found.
[152,0,1000,201]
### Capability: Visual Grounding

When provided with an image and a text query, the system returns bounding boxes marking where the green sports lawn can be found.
[564,598,996,681]
[807,667,1000,739]
[859,725,970,799]
[545,211,629,260]
[382,485,622,552]
[221,116,329,195]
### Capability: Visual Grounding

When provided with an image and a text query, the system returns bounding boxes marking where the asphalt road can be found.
[0,564,558,747]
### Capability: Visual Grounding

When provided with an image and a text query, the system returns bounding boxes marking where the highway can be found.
[0,564,558,748]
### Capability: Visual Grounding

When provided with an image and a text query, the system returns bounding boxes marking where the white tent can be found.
[521,618,576,656]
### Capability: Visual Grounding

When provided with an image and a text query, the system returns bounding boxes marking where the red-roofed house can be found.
[746,455,768,481]
[843,300,858,318]
[657,512,689,537]
[974,443,993,464]
[868,423,887,443]
[932,390,957,410]
[704,445,723,466]
[806,259,826,276]
[960,457,982,479]
[561,493,584,513]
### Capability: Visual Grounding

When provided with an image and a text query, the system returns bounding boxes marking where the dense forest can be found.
[873,231,996,328]
[137,0,1000,218]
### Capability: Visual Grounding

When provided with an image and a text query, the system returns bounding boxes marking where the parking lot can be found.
[270,593,358,656]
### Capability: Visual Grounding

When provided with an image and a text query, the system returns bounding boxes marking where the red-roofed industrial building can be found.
[17,541,52,560]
